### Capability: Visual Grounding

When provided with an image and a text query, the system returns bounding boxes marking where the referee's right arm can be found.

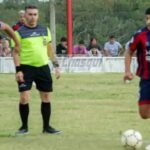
[12,32,24,82]
[47,42,60,79]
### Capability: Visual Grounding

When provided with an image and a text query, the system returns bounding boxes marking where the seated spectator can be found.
[73,40,88,56]
[87,37,103,51]
[0,35,3,56]
[104,35,122,57]
[2,38,11,57]
[56,37,67,56]
[88,46,102,57]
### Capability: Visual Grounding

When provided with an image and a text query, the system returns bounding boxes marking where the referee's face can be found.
[146,15,150,30]
[25,8,39,27]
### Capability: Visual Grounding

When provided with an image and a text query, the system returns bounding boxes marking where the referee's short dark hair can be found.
[25,5,38,10]
[145,8,150,15]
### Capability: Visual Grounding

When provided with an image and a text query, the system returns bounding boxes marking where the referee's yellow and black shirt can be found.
[15,25,51,67]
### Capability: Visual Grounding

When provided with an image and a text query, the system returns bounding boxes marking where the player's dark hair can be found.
[145,8,150,15]
[25,5,38,11]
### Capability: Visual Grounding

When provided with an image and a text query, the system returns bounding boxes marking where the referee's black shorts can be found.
[18,64,53,92]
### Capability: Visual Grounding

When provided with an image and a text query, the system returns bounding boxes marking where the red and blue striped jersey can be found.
[129,27,150,79]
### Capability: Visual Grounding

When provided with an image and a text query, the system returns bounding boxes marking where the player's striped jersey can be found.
[129,27,150,79]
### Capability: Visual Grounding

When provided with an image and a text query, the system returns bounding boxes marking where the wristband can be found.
[16,66,22,73]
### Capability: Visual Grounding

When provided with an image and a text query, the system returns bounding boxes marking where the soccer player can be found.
[124,8,150,119]
[12,5,61,134]
[0,21,20,50]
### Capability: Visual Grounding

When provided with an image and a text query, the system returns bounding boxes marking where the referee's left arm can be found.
[47,42,60,79]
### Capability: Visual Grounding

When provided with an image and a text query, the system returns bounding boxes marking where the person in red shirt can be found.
[12,10,25,31]
[124,8,150,119]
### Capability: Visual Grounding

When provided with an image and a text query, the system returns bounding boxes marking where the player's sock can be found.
[19,103,29,129]
[41,102,51,129]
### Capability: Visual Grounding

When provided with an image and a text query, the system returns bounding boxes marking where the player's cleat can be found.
[43,126,62,134]
[16,127,29,135]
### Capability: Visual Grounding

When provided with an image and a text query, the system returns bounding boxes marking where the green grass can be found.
[0,73,150,150]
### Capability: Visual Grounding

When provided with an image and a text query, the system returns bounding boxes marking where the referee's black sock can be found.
[19,103,29,129]
[41,102,51,129]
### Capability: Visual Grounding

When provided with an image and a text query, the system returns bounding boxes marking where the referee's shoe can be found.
[16,126,29,135]
[43,126,62,134]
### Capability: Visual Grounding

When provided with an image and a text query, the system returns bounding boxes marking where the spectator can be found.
[88,46,102,57]
[87,37,103,51]
[12,10,25,31]
[0,35,3,56]
[2,38,11,57]
[104,35,122,56]
[0,21,20,53]
[56,37,67,56]
[73,40,88,56]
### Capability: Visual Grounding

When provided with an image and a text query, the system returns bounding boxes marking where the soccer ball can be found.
[121,129,142,149]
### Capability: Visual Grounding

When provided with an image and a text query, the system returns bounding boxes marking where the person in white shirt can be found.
[88,46,102,57]
[104,35,122,56]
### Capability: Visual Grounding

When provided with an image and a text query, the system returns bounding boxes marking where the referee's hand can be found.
[16,71,24,82]
[55,68,60,79]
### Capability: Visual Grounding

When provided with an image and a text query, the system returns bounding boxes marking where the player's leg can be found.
[35,65,61,134]
[139,105,150,119]
[138,79,150,119]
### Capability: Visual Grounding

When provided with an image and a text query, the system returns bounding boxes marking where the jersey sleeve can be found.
[129,32,140,52]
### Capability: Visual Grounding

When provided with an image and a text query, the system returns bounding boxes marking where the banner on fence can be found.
[0,57,137,73]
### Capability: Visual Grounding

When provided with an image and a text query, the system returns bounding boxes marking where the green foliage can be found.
[0,0,150,46]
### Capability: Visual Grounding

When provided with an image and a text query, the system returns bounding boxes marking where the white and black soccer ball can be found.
[121,129,142,149]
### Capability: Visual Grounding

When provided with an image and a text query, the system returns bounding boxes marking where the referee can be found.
[13,5,61,134]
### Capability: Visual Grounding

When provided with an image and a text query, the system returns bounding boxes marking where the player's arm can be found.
[2,23,23,82]
[124,34,139,82]
[1,22,20,51]
[124,48,134,81]
[12,32,24,82]
[47,42,60,79]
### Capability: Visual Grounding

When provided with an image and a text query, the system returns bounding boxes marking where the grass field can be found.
[0,73,150,150]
